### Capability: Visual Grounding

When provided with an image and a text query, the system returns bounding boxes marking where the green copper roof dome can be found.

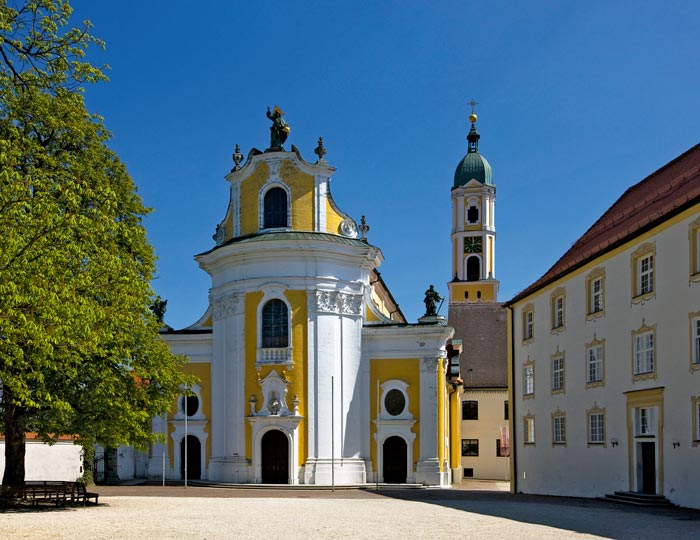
[453,117,493,188]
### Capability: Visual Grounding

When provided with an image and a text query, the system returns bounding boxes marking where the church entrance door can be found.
[180,435,201,480]
[383,436,407,483]
[261,429,289,484]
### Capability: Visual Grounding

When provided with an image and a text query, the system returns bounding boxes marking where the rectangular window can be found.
[461,439,479,456]
[553,415,566,444]
[590,277,603,313]
[504,400,509,420]
[524,417,535,444]
[695,400,700,442]
[551,356,565,391]
[462,400,478,420]
[634,331,654,374]
[523,310,534,341]
[691,227,700,274]
[463,468,474,478]
[694,318,700,365]
[523,365,534,396]
[637,407,653,436]
[552,295,564,329]
[587,345,603,383]
[638,254,654,295]
[589,412,605,444]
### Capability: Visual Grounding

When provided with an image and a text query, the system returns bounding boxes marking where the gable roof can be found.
[509,144,700,304]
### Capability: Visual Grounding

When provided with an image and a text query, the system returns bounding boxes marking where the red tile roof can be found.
[509,144,700,304]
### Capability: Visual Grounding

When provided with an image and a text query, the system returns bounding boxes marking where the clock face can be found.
[464,236,482,253]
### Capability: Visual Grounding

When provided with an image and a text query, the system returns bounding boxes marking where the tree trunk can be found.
[2,391,27,487]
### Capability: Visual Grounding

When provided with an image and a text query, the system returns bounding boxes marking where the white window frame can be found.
[551,354,565,393]
[591,277,603,313]
[256,285,293,366]
[552,414,566,445]
[523,306,534,341]
[586,343,604,385]
[637,407,654,436]
[634,331,654,375]
[693,397,700,445]
[589,411,605,444]
[631,243,655,302]
[692,315,700,367]
[524,416,535,445]
[638,254,654,295]
[586,268,605,319]
[523,363,534,397]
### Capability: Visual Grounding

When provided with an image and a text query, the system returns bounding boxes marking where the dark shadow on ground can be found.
[371,488,700,540]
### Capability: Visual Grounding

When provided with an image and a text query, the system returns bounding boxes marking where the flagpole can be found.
[184,392,188,488]
[331,375,335,492]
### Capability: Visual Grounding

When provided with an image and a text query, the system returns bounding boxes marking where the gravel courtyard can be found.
[2,485,698,540]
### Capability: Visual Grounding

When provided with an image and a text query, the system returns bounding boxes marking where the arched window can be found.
[263,187,288,229]
[466,256,480,282]
[262,299,288,348]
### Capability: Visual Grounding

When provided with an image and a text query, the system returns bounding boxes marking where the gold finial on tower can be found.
[468,98,479,124]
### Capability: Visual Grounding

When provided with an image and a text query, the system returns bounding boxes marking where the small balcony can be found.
[257,347,293,365]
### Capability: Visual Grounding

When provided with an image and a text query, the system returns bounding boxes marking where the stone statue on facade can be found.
[423,285,442,317]
[266,105,290,150]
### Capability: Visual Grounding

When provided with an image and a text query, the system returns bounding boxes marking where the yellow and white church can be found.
[152,109,463,485]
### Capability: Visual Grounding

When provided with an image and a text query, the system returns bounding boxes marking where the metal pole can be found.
[184,393,188,488]
[162,449,165,487]
[331,375,335,492]
[376,378,380,490]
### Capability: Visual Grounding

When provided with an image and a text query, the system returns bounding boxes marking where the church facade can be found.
[151,112,462,485]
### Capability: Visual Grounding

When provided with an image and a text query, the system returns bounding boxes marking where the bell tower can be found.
[448,103,499,304]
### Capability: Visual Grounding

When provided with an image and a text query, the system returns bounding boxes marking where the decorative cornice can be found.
[211,293,242,320]
[314,290,363,315]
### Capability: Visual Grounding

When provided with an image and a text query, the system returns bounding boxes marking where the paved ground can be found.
[2,484,698,539]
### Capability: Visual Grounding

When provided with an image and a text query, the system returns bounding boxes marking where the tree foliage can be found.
[0,0,192,486]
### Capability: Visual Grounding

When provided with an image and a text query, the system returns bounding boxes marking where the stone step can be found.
[604,491,673,507]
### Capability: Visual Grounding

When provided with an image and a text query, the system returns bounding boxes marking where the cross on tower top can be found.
[468,99,479,114]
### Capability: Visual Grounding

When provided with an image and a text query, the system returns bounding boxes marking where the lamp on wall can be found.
[610,438,619,448]
[672,439,680,448]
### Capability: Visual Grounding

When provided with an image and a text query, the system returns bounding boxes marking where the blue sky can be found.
[69,1,700,329]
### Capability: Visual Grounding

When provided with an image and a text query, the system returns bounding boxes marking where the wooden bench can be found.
[23,481,72,507]
[71,481,99,506]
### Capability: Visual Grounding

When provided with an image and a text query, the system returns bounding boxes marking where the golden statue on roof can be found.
[266,105,291,150]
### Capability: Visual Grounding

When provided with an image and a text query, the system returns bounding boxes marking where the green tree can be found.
[0,0,191,487]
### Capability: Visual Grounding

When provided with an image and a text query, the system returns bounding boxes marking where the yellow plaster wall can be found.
[239,163,269,237]
[167,362,212,468]
[437,358,445,472]
[244,291,264,460]
[222,209,233,242]
[369,359,420,473]
[452,239,458,277]
[281,161,315,231]
[285,289,308,465]
[451,282,497,302]
[325,197,344,234]
[365,304,381,323]
[243,290,308,466]
[449,385,462,469]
